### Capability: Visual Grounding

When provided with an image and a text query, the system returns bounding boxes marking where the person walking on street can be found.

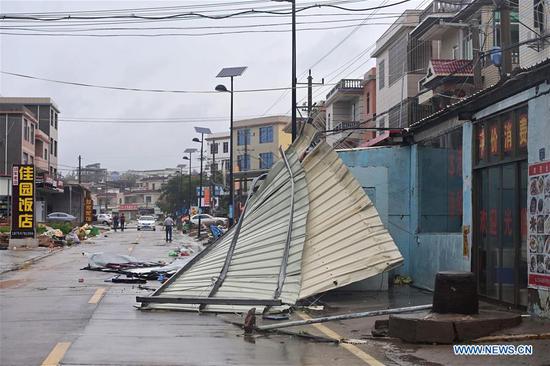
[113,214,119,232]
[120,213,126,232]
[164,215,174,242]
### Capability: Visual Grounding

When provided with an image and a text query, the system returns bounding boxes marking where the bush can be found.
[0,226,10,233]
[48,222,74,235]
[37,225,48,235]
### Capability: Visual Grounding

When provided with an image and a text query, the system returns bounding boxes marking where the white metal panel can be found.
[298,126,403,299]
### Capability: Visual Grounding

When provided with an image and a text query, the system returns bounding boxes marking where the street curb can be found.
[0,247,64,276]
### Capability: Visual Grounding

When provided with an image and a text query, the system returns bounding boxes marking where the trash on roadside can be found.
[108,275,147,284]
[138,125,404,314]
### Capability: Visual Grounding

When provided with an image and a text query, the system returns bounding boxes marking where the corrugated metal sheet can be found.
[298,127,403,298]
[139,125,403,313]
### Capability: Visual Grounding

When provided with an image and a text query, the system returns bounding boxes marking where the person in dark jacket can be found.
[112,214,119,232]
[120,213,126,232]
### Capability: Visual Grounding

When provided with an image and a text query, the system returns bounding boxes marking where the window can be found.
[259,152,274,169]
[418,128,463,232]
[23,152,29,164]
[493,10,520,63]
[378,60,385,89]
[50,110,54,126]
[44,148,48,158]
[54,140,58,157]
[145,196,152,203]
[152,183,156,190]
[23,119,29,141]
[54,112,58,129]
[388,33,407,86]
[462,30,473,60]
[237,129,250,145]
[237,154,250,171]
[30,155,34,164]
[223,141,229,153]
[351,104,356,121]
[30,124,35,144]
[259,126,274,143]
[211,142,218,154]
[366,93,370,114]
[50,138,53,154]
[534,0,545,34]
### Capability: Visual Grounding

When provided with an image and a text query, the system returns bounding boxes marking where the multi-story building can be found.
[232,116,292,173]
[518,0,550,68]
[0,97,60,177]
[126,168,179,178]
[80,163,108,183]
[205,131,230,175]
[413,0,520,111]
[0,98,63,221]
[324,67,377,147]
[373,9,434,129]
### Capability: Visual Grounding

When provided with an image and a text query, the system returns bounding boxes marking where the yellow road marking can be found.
[296,311,385,366]
[41,342,71,366]
[88,287,106,304]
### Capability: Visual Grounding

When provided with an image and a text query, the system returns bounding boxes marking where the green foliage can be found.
[158,174,202,214]
[0,226,10,233]
[36,225,48,235]
[89,227,100,237]
[48,222,74,235]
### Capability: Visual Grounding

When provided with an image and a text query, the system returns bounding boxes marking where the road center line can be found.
[88,287,106,304]
[296,311,385,366]
[41,341,71,366]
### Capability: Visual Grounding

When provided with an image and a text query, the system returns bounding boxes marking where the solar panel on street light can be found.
[216,67,247,78]
[184,148,198,153]
[194,127,212,135]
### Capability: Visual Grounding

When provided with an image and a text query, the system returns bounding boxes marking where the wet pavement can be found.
[1,227,549,365]
[0,246,62,274]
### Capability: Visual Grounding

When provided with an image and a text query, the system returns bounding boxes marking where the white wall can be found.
[519,0,550,68]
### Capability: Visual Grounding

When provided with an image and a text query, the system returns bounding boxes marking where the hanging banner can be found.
[527,160,550,289]
[84,197,93,224]
[11,164,35,239]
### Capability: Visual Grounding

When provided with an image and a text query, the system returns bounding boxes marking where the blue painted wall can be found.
[339,146,413,275]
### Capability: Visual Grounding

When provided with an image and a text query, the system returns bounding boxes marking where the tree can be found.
[157,173,200,215]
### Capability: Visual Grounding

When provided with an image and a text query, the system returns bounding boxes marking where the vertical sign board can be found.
[84,197,93,224]
[11,164,35,239]
[527,161,550,289]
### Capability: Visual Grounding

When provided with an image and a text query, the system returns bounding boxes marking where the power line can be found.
[0,1,412,21]
[1,70,335,93]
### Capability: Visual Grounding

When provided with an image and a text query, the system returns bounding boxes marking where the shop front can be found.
[473,105,529,306]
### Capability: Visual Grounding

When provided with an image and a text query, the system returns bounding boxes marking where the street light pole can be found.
[183,148,197,224]
[229,76,235,225]
[216,66,246,227]
[291,0,297,141]
[193,127,211,239]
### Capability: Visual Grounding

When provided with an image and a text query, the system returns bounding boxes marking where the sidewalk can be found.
[0,247,62,275]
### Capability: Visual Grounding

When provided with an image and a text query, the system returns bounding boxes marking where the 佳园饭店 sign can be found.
[11,165,35,239]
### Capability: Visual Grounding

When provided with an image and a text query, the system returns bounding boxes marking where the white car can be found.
[190,214,228,227]
[97,213,112,225]
[47,212,77,223]
[137,215,156,231]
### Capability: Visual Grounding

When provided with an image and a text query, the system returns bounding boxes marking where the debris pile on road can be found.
[138,125,404,313]
[83,251,197,282]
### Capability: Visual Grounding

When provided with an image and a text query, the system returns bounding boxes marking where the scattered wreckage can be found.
[137,125,404,313]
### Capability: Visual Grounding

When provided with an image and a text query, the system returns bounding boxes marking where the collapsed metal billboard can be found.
[138,125,403,313]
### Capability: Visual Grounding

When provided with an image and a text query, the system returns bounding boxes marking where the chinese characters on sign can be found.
[527,161,550,289]
[85,197,93,224]
[11,165,35,239]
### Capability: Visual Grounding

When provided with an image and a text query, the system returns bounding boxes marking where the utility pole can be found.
[297,70,324,124]
[471,19,482,90]
[78,155,82,184]
[211,142,216,213]
[498,0,513,76]
[291,0,296,141]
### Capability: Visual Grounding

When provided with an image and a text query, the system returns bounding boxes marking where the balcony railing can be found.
[333,120,361,131]
[326,79,363,101]
[419,0,470,23]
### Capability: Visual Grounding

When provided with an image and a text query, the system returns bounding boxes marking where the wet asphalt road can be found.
[0,227,367,366]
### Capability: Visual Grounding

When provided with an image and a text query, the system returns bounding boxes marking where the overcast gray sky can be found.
[0,0,422,172]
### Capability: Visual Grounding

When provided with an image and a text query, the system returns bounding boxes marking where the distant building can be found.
[126,168,179,178]
[324,67,377,148]
[232,115,292,173]
[80,163,108,183]
[205,131,230,176]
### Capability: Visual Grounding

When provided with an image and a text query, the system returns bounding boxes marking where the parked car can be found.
[137,215,156,231]
[97,213,112,225]
[189,214,228,227]
[47,212,77,223]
